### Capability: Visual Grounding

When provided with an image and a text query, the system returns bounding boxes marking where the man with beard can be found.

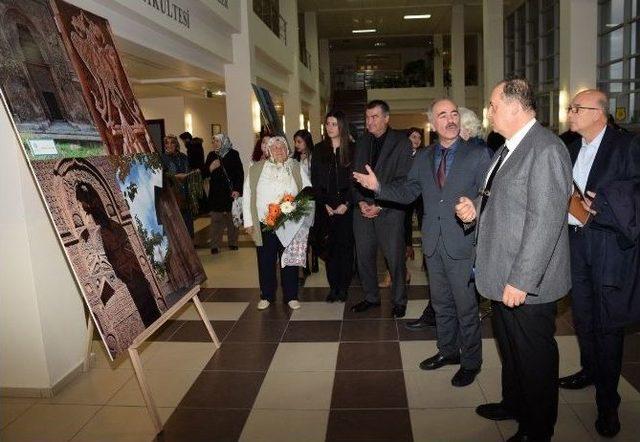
[354,98,492,386]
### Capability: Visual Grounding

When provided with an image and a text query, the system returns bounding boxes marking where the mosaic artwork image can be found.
[0,0,205,359]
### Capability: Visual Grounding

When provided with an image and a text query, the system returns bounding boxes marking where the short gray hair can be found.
[499,76,537,113]
[426,98,457,123]
[458,107,482,139]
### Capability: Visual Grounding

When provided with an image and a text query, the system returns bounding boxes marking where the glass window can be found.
[602,0,626,27]
[601,27,625,61]
[506,0,559,129]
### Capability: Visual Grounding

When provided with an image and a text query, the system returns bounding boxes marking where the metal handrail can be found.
[253,0,287,45]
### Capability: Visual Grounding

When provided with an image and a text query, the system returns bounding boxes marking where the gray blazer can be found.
[378,139,492,259]
[474,121,572,304]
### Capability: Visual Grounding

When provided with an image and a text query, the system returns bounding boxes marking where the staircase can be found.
[330,89,367,139]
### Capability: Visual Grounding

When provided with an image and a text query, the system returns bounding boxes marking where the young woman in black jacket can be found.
[204,133,244,254]
[311,111,355,302]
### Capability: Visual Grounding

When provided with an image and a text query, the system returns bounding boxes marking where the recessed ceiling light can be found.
[605,23,620,27]
[352,29,377,34]
[404,14,431,20]
[374,42,386,47]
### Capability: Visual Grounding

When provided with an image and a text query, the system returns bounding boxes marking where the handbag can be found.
[231,197,243,227]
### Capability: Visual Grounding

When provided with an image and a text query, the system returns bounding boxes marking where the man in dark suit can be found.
[350,100,413,318]
[456,77,573,442]
[354,98,492,386]
[559,89,639,438]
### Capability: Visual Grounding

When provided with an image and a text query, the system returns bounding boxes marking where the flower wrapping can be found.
[262,192,313,232]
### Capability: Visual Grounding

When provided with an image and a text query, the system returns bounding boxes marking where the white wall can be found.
[0,106,86,392]
[184,97,228,155]
[139,96,186,140]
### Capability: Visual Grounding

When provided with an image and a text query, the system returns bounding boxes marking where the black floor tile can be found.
[397,320,438,341]
[331,371,408,409]
[239,302,292,321]
[167,320,235,342]
[159,408,249,442]
[178,371,265,409]
[622,362,640,392]
[224,319,289,343]
[340,319,398,342]
[336,342,403,371]
[326,409,413,442]
[206,288,261,302]
[203,342,278,371]
[282,320,342,342]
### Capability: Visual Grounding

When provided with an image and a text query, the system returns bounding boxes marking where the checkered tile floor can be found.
[2,222,640,441]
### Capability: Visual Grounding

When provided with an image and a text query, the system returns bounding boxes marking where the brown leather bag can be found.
[568,182,592,225]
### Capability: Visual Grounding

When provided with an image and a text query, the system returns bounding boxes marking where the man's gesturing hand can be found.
[353,165,380,193]
[455,197,477,222]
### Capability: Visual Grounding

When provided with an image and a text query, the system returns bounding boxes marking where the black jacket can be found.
[569,127,640,327]
[352,128,413,211]
[204,149,244,212]
[310,140,354,208]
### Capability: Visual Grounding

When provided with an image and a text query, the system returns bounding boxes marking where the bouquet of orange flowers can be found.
[263,191,313,232]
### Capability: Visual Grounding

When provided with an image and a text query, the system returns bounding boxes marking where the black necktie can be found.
[479,145,509,214]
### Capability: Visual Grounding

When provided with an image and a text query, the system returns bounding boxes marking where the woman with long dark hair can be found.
[251,133,271,163]
[293,129,313,176]
[311,110,354,302]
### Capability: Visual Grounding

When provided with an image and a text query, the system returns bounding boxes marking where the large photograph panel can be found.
[0,0,104,160]
[51,0,155,156]
[0,0,205,359]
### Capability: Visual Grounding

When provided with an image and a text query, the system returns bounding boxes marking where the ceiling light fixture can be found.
[374,42,386,47]
[352,29,377,34]
[404,14,431,20]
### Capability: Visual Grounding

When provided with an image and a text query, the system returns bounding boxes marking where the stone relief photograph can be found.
[0,0,205,359]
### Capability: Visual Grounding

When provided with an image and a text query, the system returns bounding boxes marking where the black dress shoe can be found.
[451,367,480,387]
[405,315,436,330]
[326,289,337,303]
[392,304,406,318]
[559,369,593,390]
[210,247,219,255]
[337,289,348,303]
[475,402,517,421]
[229,245,239,251]
[419,353,460,370]
[595,409,620,438]
[350,300,381,312]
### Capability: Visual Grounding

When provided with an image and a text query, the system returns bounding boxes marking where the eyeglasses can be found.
[566,105,603,114]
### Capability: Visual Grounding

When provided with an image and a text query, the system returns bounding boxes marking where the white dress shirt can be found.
[483,118,537,188]
[568,126,606,226]
[242,159,312,228]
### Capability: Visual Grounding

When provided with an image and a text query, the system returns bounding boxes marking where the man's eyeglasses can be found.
[566,105,603,114]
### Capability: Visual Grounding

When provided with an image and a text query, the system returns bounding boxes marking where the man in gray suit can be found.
[353,98,492,387]
[350,100,414,318]
[456,77,572,442]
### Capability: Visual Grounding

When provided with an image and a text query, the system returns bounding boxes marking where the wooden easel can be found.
[84,285,219,434]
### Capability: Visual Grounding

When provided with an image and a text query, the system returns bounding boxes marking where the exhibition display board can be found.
[0,0,219,430]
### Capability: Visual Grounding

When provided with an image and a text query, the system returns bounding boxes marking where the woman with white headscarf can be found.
[205,133,244,254]
[242,136,313,311]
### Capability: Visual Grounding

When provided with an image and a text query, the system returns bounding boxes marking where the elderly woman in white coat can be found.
[242,136,312,310]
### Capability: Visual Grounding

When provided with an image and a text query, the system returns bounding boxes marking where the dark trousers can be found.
[426,239,481,369]
[354,210,407,306]
[256,230,299,302]
[325,210,354,291]
[569,228,624,412]
[492,301,558,440]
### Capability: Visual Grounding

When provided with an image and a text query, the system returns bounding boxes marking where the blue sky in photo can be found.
[117,158,169,261]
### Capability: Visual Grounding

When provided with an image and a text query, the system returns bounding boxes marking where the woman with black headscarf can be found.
[204,133,244,254]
